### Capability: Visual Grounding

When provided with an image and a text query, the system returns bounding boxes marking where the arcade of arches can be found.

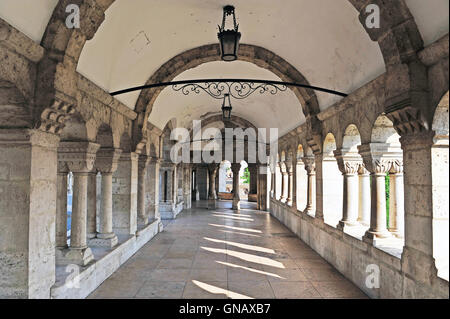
[0,1,448,299]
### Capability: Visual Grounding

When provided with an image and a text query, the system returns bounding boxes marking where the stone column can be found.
[57,141,100,266]
[286,161,295,207]
[56,167,69,249]
[335,150,362,229]
[137,155,150,226]
[0,129,61,298]
[91,148,122,248]
[399,131,438,285]
[359,143,397,242]
[303,157,316,216]
[231,163,241,210]
[112,152,138,236]
[313,153,325,220]
[146,158,163,230]
[389,159,404,238]
[208,163,218,209]
[358,165,371,226]
[280,163,287,203]
[270,170,275,198]
[248,164,258,195]
[87,171,98,239]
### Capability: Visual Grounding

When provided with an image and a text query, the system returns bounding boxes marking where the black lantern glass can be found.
[218,5,241,62]
[222,93,232,120]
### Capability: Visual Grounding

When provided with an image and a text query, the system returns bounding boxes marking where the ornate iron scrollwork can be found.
[172,81,287,100]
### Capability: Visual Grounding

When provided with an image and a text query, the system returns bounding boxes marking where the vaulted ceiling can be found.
[0,0,448,134]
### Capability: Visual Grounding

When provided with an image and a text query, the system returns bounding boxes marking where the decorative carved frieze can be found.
[36,98,76,134]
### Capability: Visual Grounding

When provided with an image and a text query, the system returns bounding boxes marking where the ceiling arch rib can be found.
[148,60,306,139]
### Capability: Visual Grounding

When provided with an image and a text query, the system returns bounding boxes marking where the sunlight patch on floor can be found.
[204,237,275,254]
[200,246,285,269]
[208,223,262,233]
[192,280,252,299]
[216,261,285,279]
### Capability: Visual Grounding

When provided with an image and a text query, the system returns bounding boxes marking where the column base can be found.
[338,220,360,230]
[89,233,118,248]
[138,217,149,227]
[304,207,315,217]
[388,228,404,238]
[56,247,94,266]
[286,199,293,206]
[87,232,97,239]
[363,229,392,244]
[232,199,240,210]
[208,199,216,210]
[158,221,164,232]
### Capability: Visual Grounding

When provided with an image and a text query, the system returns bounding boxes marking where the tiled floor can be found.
[88,201,368,299]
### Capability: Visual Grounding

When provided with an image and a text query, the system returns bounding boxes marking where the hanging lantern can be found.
[222,93,232,120]
[218,5,241,62]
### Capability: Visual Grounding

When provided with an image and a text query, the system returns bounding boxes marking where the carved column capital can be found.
[302,157,316,173]
[389,159,404,174]
[358,143,402,174]
[334,149,363,175]
[95,148,123,173]
[231,163,241,173]
[58,141,100,173]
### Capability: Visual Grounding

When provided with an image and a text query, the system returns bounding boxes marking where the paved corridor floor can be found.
[88,201,368,299]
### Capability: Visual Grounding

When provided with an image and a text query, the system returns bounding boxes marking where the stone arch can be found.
[38,1,424,141]
[322,133,343,227]
[371,114,401,145]
[323,133,338,156]
[432,91,449,141]
[343,124,362,151]
[431,91,449,280]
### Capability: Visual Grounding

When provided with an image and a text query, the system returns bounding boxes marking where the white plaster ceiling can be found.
[0,0,448,121]
[149,61,304,140]
[405,0,449,46]
[0,0,58,43]
[77,0,386,111]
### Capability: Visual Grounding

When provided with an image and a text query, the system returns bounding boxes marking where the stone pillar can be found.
[270,170,275,198]
[208,163,218,209]
[112,152,138,236]
[358,165,371,226]
[231,163,241,210]
[57,141,100,266]
[0,130,61,298]
[91,148,122,248]
[335,150,362,229]
[359,143,399,242]
[280,163,287,203]
[87,171,98,239]
[146,158,162,230]
[286,161,295,207]
[388,159,404,238]
[56,168,69,249]
[303,157,316,216]
[137,155,150,226]
[399,131,438,285]
[248,164,258,195]
[313,153,324,220]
